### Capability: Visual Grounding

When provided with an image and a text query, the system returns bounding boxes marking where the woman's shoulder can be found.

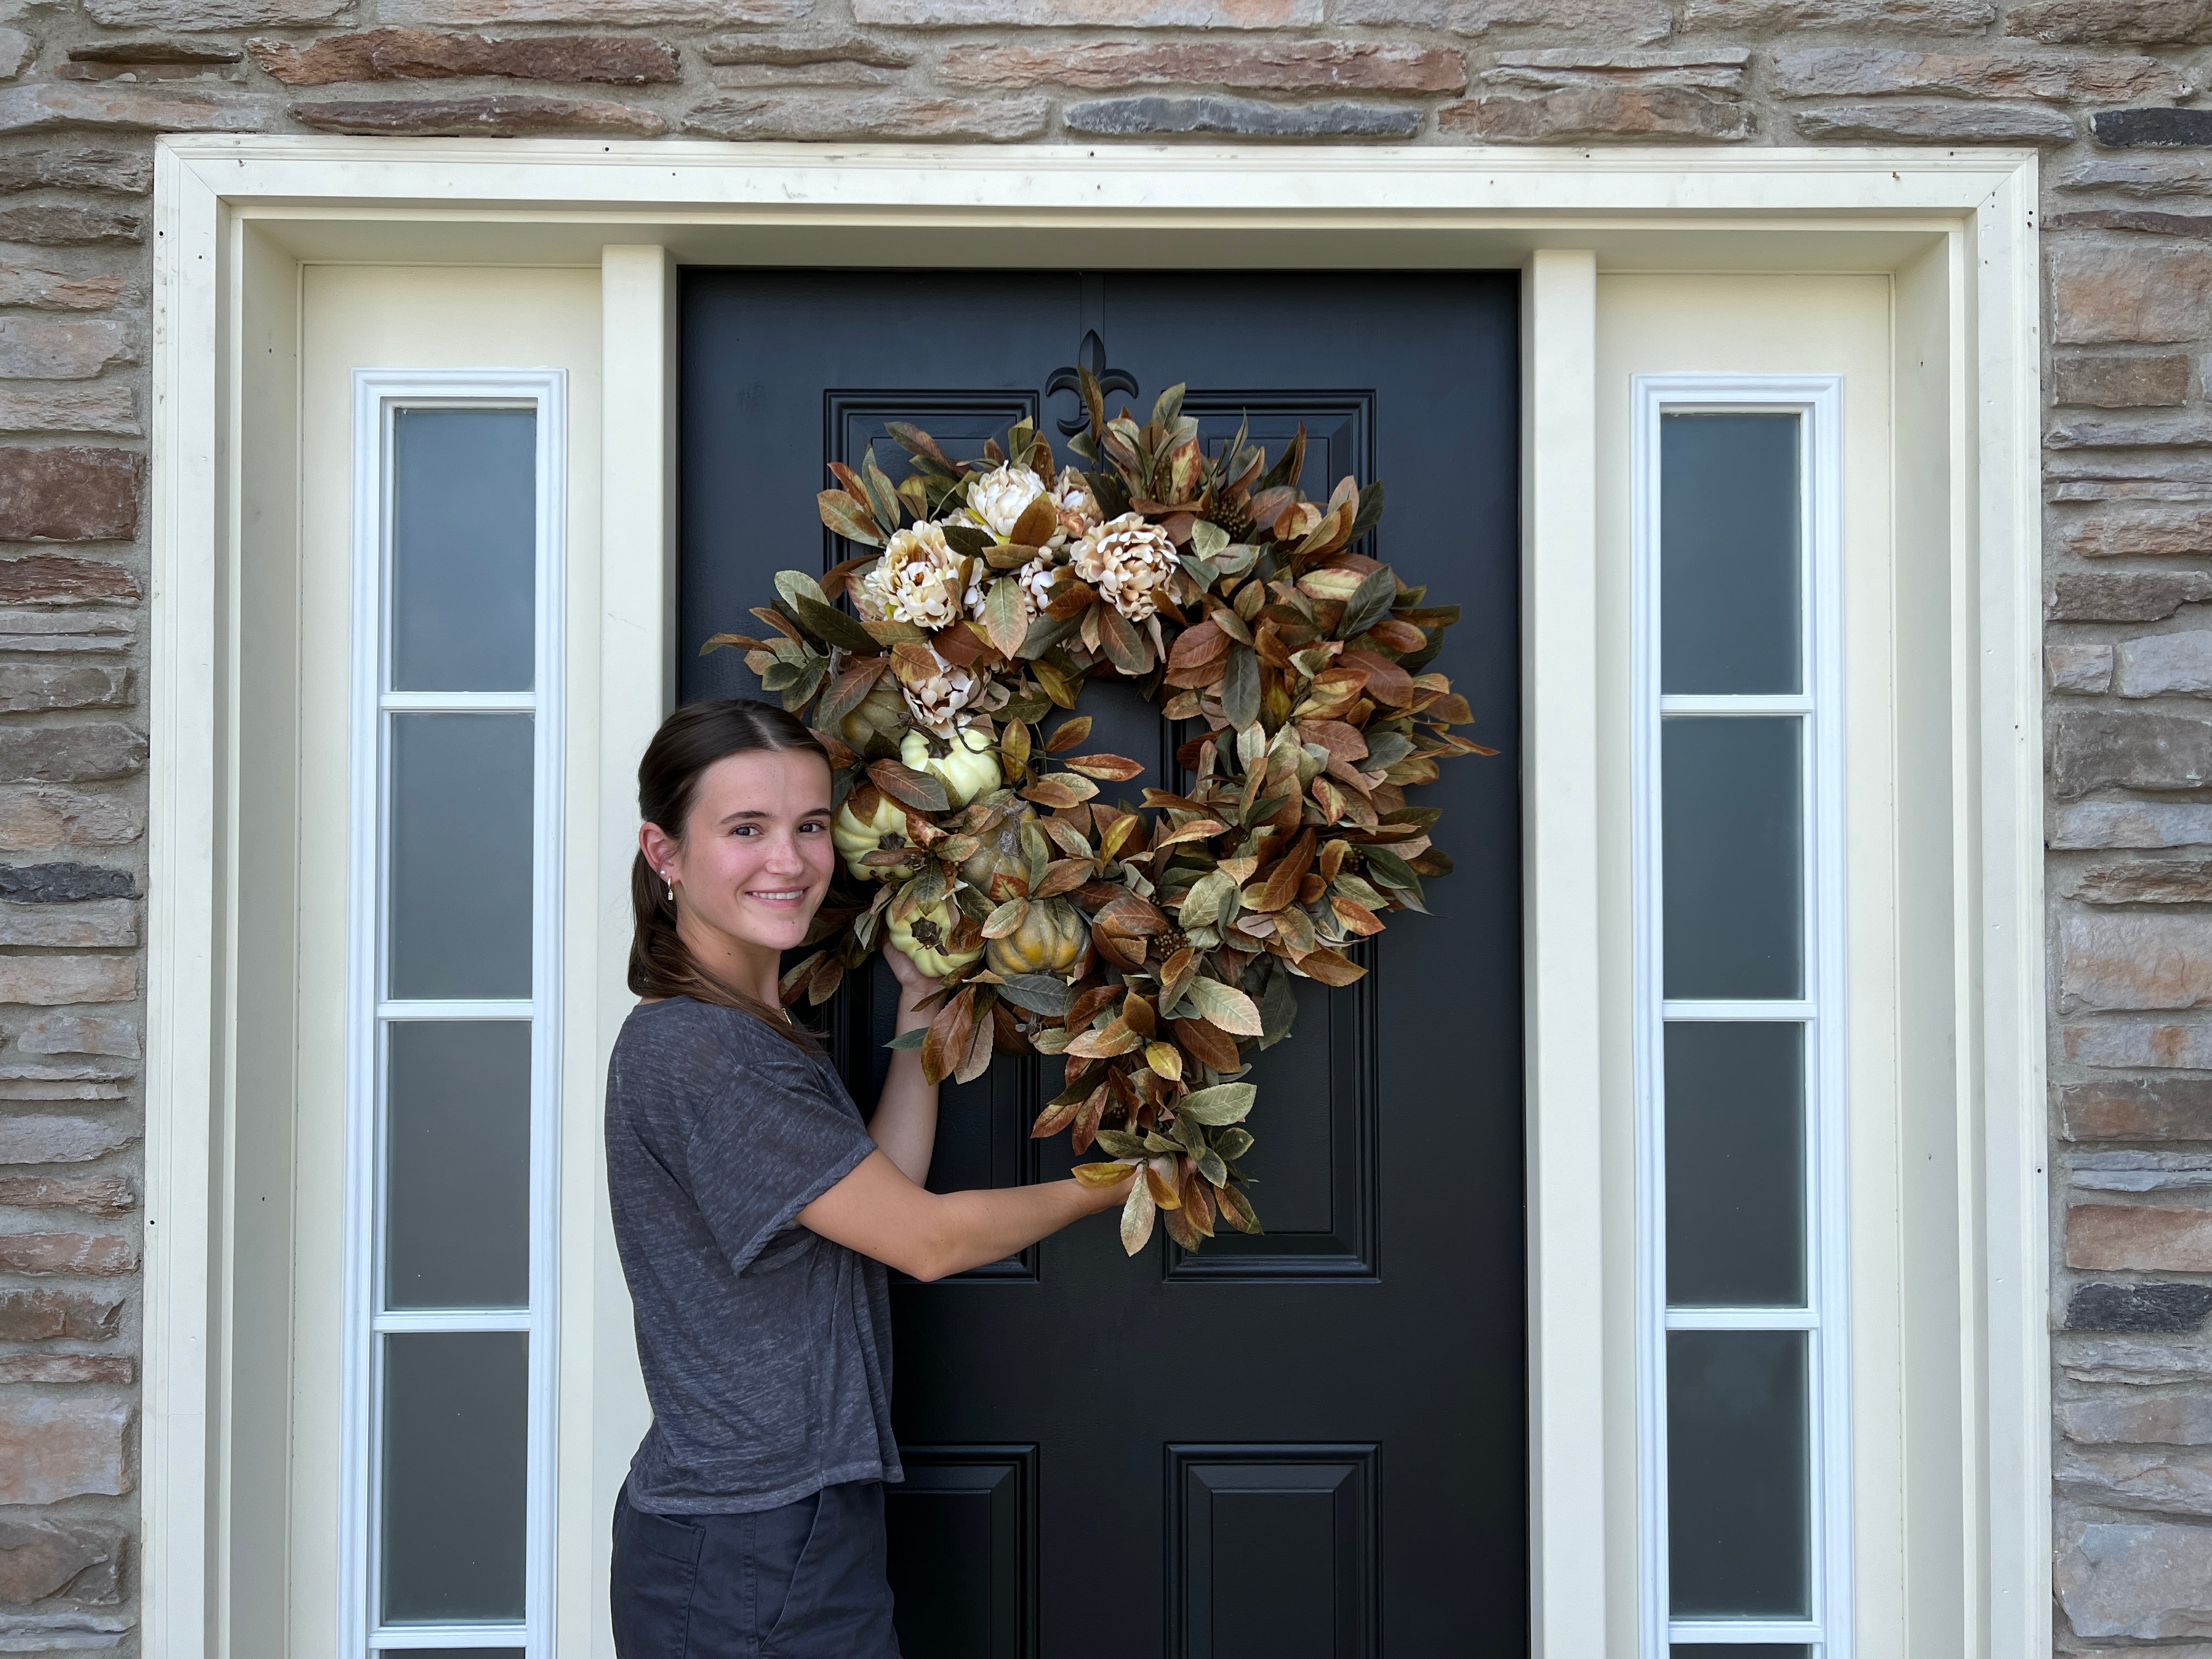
[614,996,821,1090]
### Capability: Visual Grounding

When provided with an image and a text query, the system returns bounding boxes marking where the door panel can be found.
[680,269,1524,1656]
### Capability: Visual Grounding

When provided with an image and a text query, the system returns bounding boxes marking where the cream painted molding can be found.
[147,136,2043,1659]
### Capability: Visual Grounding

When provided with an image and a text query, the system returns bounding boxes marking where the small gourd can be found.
[889,898,983,978]
[959,805,1035,898]
[837,676,908,759]
[832,792,912,883]
[900,724,1001,809]
[986,896,1093,980]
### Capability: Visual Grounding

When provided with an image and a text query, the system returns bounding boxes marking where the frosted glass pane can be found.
[1662,718,1802,1000]
[1660,413,1801,695]
[1668,1330,1810,1619]
[391,408,535,693]
[388,713,533,1000]
[381,1331,528,1623]
[385,1022,531,1311]
[1666,1023,1805,1307]
[1672,1648,1809,1658]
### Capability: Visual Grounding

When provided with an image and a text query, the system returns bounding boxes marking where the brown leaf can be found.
[983,577,1029,660]
[1044,715,1093,754]
[1074,1159,1137,1189]
[1213,1181,1262,1235]
[1000,718,1032,775]
[1122,991,1157,1038]
[1063,753,1146,782]
[868,759,950,813]
[1252,829,1318,913]
[1340,648,1413,706]
[1034,859,1094,899]
[1144,1158,1183,1210]
[1164,618,1231,689]
[1296,947,1368,987]
[953,995,997,1084]
[1023,773,1101,809]
[922,988,973,1085]
[981,898,1031,939]
[1330,896,1387,936]
[1181,1163,1217,1238]
[1154,817,1230,850]
[1171,1015,1243,1073]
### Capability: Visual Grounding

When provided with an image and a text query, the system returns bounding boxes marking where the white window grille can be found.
[1631,374,1852,1659]
[341,370,567,1659]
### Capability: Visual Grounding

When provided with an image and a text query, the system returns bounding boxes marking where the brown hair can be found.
[630,697,834,1048]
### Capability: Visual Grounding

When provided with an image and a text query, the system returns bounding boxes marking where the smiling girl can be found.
[605,698,1130,1659]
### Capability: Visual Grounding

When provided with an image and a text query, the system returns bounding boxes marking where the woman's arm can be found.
[799,1147,1132,1282]
[867,947,943,1184]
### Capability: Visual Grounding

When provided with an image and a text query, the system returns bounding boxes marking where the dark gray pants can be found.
[610,1482,900,1659]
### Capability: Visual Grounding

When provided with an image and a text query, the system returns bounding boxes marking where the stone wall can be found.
[0,0,2196,1650]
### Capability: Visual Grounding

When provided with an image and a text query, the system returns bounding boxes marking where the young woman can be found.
[606,698,1131,1659]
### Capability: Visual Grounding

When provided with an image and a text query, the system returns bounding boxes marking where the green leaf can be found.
[996,974,1077,1017]
[1178,1082,1256,1126]
[774,568,830,610]
[1197,1147,1230,1188]
[1221,645,1261,732]
[940,522,994,558]
[1150,382,1186,430]
[819,489,886,547]
[1362,846,1427,913]
[1181,977,1264,1038]
[1189,520,1229,560]
[984,578,1029,659]
[791,592,881,654]
[1339,565,1398,641]
[1214,1126,1255,1161]
[1346,479,1386,545]
[1017,612,1080,661]
[1253,955,1298,1050]
[1093,1128,1149,1158]
[858,445,902,536]
[885,1028,927,1051]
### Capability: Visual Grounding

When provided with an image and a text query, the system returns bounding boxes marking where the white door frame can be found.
[147,137,2044,1659]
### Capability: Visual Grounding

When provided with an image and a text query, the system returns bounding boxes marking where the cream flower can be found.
[856,520,963,631]
[964,464,1049,543]
[964,549,1062,625]
[900,645,980,738]
[1071,512,1178,623]
[1052,469,1102,541]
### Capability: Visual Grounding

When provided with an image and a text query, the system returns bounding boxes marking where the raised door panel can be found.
[887,1445,1038,1659]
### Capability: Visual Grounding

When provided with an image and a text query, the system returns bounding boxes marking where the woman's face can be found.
[646,748,837,959]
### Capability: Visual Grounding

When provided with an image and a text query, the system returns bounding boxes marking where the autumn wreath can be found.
[708,371,1491,1255]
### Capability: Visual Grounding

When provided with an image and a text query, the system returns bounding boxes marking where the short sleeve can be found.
[684,1047,877,1276]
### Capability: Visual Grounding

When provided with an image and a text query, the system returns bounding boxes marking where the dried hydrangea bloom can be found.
[856,520,963,630]
[963,548,1061,625]
[1071,512,1177,623]
[964,463,1050,543]
[900,644,979,737]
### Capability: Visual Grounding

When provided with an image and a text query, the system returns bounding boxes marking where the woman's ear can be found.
[639,821,680,879]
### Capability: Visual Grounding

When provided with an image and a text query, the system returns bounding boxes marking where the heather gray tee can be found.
[606,996,899,1514]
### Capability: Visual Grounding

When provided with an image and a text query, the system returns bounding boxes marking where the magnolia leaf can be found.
[981,898,1031,939]
[1044,716,1092,754]
[1196,1147,1231,1188]
[1177,1082,1256,1126]
[1074,1160,1138,1189]
[1063,753,1146,782]
[791,592,881,654]
[1363,845,1429,912]
[953,997,997,1084]
[1008,492,1060,551]
[1339,565,1399,641]
[1181,976,1264,1038]
[885,1027,927,1051]
[1093,1129,1150,1158]
[1297,947,1367,987]
[818,489,885,546]
[1215,1126,1255,1162]
[1000,718,1032,775]
[868,759,950,814]
[1214,1181,1263,1235]
[1144,1158,1183,1210]
[1221,645,1261,731]
[1190,520,1229,559]
[983,578,1029,659]
[1120,1176,1158,1255]
[996,974,1077,1017]
[858,445,902,536]
[1144,1040,1184,1081]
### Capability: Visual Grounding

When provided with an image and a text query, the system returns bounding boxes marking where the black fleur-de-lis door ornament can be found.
[1046,328,1139,437]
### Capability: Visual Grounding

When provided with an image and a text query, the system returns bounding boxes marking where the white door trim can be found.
[147,137,2044,1659]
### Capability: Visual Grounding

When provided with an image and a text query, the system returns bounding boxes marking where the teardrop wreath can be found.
[708,370,1493,1255]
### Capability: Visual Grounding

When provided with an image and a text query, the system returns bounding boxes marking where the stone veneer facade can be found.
[0,0,2198,1650]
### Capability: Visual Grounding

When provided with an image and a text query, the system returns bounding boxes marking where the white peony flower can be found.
[856,520,964,631]
[899,645,980,738]
[965,464,1049,543]
[1071,512,1178,623]
[964,549,1063,625]
[1052,470,1102,541]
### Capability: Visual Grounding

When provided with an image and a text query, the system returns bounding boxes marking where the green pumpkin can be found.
[986,896,1093,979]
[837,676,908,759]
[832,792,911,883]
[889,898,983,978]
[900,724,1001,808]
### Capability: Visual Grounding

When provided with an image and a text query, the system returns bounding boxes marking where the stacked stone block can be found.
[0,0,2186,1650]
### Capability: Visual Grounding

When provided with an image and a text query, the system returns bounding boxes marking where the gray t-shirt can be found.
[606,995,900,1514]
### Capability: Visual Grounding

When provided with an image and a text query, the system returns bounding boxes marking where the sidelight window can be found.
[341,373,566,1659]
[1632,378,1850,1658]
